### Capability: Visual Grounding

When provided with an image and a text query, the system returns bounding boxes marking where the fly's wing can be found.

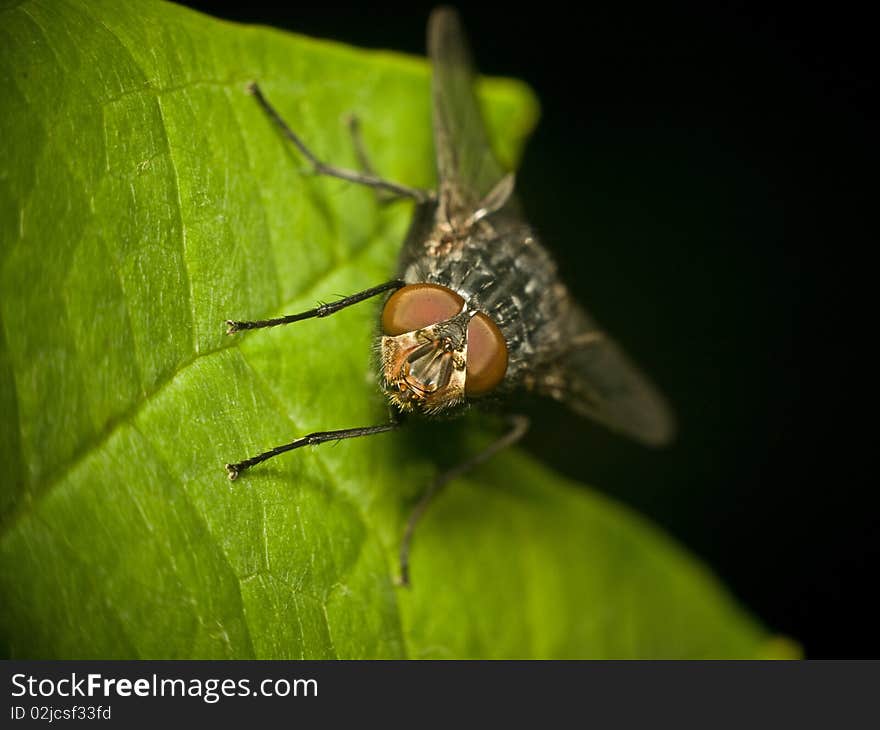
[428,10,673,445]
[536,302,677,447]
[428,8,509,220]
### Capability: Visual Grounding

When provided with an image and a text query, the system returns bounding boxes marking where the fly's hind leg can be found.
[247,82,433,203]
[344,113,396,204]
[397,414,530,587]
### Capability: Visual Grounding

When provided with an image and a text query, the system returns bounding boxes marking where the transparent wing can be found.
[428,10,672,445]
[536,303,677,447]
[428,8,508,219]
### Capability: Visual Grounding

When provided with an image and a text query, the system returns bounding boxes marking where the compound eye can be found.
[381,284,464,336]
[465,313,508,396]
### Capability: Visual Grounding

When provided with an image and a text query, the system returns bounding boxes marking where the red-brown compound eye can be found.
[381,283,465,336]
[465,313,508,396]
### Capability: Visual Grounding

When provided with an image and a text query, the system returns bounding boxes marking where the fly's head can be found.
[381,315,469,414]
[378,283,509,415]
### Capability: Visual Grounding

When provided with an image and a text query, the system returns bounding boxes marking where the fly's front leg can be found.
[248,82,433,203]
[225,279,404,334]
[226,410,403,480]
[398,414,530,587]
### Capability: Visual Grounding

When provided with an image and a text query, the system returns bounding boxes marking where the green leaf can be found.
[0,0,795,659]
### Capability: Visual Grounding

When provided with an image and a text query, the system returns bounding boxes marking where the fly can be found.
[224,8,675,586]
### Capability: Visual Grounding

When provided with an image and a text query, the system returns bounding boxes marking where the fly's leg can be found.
[248,82,433,203]
[226,414,402,480]
[397,414,530,587]
[226,279,404,334]
[344,113,395,204]
[345,113,379,179]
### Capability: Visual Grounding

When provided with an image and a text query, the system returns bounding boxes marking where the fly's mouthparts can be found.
[381,329,467,414]
[404,338,456,393]
[401,341,453,393]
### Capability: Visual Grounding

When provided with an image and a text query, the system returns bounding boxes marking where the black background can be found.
[180,2,876,658]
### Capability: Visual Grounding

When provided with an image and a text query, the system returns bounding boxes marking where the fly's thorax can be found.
[378,283,509,415]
